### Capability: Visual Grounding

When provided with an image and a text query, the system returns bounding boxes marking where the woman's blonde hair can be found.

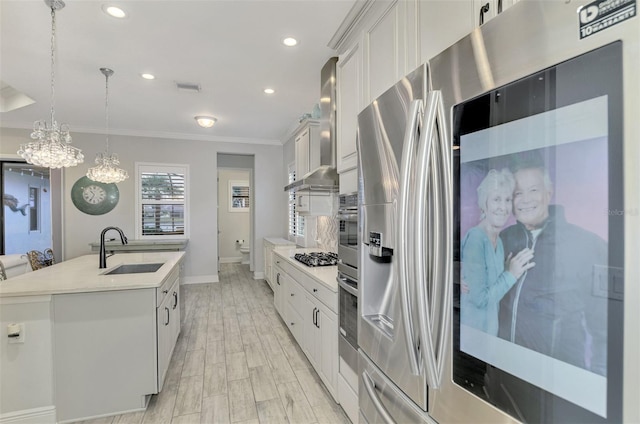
[477,168,515,219]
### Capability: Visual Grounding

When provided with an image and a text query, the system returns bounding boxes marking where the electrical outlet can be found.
[7,323,25,344]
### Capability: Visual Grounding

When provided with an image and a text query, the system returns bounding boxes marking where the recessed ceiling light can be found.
[283,37,298,47]
[264,88,275,94]
[195,116,217,128]
[141,73,155,80]
[102,5,127,18]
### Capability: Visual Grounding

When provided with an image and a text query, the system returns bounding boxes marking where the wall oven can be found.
[338,193,358,270]
[338,263,358,371]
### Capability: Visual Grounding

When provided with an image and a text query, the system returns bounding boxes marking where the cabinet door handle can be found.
[479,2,490,25]
[276,273,280,285]
[497,0,503,14]
[315,308,320,329]
[164,307,170,326]
[312,307,317,326]
[172,292,178,309]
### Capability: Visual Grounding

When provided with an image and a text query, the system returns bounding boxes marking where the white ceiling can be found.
[0,0,356,145]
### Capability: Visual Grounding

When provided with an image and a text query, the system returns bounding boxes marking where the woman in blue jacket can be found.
[461,169,535,335]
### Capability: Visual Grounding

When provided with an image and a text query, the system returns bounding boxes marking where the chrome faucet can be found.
[99,226,128,268]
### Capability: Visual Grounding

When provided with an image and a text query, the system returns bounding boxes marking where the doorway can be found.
[217,154,254,273]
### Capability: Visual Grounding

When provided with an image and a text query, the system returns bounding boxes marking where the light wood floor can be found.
[79,263,351,424]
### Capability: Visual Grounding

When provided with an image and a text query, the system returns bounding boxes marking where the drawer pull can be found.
[313,288,318,293]
[162,289,169,294]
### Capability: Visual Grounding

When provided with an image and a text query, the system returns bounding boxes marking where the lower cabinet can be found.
[157,273,180,392]
[304,294,338,394]
[274,253,339,401]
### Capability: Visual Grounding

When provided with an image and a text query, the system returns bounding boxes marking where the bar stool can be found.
[26,248,56,271]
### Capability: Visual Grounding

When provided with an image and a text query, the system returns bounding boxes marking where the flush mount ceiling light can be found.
[264,88,275,94]
[141,73,155,80]
[18,0,84,169]
[102,4,126,18]
[86,67,128,184]
[195,116,217,128]
[282,37,298,47]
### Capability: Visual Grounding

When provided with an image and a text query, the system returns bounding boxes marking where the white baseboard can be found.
[182,274,219,284]
[0,406,56,424]
[253,271,265,280]
[219,257,241,263]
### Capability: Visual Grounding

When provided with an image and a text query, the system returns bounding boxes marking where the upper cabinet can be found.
[337,44,361,175]
[332,0,523,194]
[295,120,320,179]
[473,0,521,28]
[419,0,475,64]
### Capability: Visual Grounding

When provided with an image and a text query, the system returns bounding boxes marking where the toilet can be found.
[240,242,250,264]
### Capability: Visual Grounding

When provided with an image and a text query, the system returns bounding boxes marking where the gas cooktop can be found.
[293,252,338,267]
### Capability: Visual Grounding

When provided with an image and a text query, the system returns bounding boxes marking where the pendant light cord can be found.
[49,5,57,126]
[104,71,110,154]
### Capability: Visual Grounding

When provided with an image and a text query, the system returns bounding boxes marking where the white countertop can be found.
[0,252,185,298]
[273,248,338,292]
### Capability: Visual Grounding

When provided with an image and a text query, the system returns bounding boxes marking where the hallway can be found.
[80,263,350,424]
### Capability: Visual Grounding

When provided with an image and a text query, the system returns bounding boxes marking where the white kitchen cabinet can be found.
[366,2,402,103]
[263,237,295,289]
[284,276,306,347]
[418,0,475,63]
[273,253,339,401]
[472,0,520,28]
[156,270,180,392]
[296,192,334,216]
[295,120,320,179]
[273,260,289,317]
[337,43,361,174]
[304,293,338,394]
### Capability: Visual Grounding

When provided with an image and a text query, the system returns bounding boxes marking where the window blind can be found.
[140,171,185,236]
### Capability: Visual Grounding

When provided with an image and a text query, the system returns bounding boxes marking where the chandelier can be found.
[17,0,84,169]
[86,68,128,184]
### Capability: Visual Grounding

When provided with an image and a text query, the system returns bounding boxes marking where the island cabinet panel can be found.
[52,289,157,422]
[157,273,180,392]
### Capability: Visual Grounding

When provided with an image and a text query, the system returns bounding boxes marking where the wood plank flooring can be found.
[78,263,351,424]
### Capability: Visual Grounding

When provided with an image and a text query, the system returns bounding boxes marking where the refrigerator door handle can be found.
[397,99,423,376]
[362,371,397,424]
[414,90,452,388]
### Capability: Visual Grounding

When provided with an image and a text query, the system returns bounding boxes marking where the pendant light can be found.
[17,0,84,169]
[86,67,128,183]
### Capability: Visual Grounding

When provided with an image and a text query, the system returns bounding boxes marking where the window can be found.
[136,163,189,239]
[29,187,39,232]
[229,180,249,212]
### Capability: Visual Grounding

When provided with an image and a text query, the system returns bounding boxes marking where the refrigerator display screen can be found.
[452,42,623,423]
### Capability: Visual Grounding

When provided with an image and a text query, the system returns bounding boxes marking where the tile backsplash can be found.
[315,196,339,252]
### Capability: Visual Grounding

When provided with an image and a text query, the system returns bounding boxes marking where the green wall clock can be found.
[71,176,119,215]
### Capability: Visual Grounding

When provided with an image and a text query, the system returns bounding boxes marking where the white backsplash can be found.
[315,196,339,252]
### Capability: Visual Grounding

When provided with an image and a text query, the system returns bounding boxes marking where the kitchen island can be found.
[0,252,185,424]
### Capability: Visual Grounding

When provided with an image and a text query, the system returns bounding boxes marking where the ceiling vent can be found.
[175,82,201,93]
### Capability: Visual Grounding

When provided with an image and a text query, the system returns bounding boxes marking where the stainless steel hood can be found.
[285,57,338,193]
[284,165,338,192]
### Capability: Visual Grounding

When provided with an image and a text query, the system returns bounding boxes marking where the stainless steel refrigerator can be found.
[357,1,639,422]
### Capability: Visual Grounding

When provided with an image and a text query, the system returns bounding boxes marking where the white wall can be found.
[218,169,250,262]
[0,128,284,282]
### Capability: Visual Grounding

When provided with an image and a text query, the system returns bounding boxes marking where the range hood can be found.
[285,57,339,193]
[284,165,338,192]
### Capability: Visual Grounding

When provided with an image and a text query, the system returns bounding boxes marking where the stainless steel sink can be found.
[104,263,164,275]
